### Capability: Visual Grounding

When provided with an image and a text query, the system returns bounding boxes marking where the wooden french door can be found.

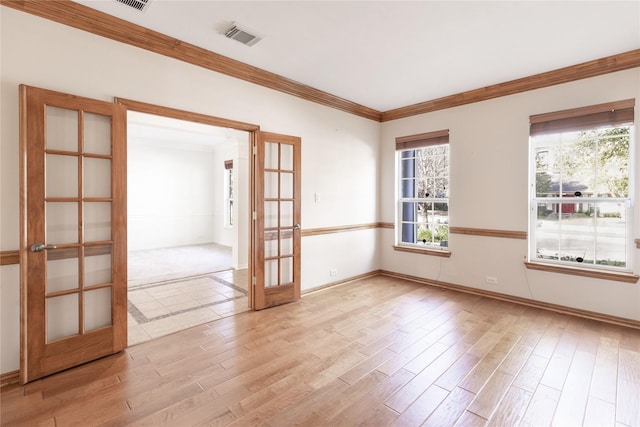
[252,132,301,309]
[19,85,127,383]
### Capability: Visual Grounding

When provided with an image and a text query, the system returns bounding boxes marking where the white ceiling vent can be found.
[115,0,150,12]
[224,23,261,47]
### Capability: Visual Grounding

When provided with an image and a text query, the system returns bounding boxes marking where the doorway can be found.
[20,88,302,383]
[124,110,251,345]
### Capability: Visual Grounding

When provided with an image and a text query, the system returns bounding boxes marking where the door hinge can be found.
[252,276,256,286]
[252,211,257,220]
[253,145,257,155]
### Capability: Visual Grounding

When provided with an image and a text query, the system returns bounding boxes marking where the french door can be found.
[20,85,127,383]
[252,132,301,309]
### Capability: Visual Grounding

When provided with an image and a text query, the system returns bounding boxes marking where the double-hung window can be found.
[224,159,234,227]
[396,130,449,250]
[529,99,634,271]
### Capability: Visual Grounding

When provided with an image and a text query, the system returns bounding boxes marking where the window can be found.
[224,159,233,227]
[396,130,449,250]
[529,99,634,272]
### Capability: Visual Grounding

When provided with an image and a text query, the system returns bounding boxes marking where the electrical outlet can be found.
[330,269,337,277]
[486,276,498,285]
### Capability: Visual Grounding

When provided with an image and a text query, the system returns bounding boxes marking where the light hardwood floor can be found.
[2,275,640,426]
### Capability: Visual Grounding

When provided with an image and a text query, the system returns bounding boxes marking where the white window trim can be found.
[224,165,233,228]
[395,130,450,253]
[527,100,635,274]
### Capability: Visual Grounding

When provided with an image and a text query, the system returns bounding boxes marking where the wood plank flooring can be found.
[2,275,640,426]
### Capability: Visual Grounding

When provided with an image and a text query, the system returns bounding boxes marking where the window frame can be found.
[528,99,635,274]
[224,159,234,228]
[395,129,450,254]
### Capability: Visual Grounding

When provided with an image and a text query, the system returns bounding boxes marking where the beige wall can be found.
[0,8,381,374]
[380,69,640,322]
[1,5,638,377]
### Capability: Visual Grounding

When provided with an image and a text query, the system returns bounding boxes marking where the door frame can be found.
[18,94,299,381]
[114,98,261,309]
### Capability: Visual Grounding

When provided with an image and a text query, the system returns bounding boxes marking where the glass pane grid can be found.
[281,257,293,284]
[398,144,450,248]
[281,143,293,170]
[84,287,112,331]
[46,154,79,198]
[265,142,279,170]
[262,139,299,289]
[534,201,628,269]
[84,158,112,198]
[399,199,449,247]
[85,253,112,286]
[45,107,115,343]
[46,252,80,293]
[47,293,79,342]
[84,202,112,242]
[46,106,78,152]
[533,128,630,199]
[83,113,112,156]
[265,259,279,287]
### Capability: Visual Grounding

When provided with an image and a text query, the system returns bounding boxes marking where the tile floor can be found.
[128,243,232,287]
[128,269,249,346]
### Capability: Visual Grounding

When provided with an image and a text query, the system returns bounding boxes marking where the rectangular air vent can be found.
[115,0,150,12]
[224,23,261,46]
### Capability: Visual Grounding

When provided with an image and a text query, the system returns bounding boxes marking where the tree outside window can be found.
[398,142,449,249]
[531,105,633,271]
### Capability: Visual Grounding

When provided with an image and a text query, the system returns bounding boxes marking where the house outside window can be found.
[529,99,634,271]
[224,159,233,227]
[396,130,449,250]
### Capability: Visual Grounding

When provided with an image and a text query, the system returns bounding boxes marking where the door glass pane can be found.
[280,201,293,227]
[46,154,78,197]
[84,287,112,331]
[84,158,111,198]
[47,294,79,342]
[265,142,278,169]
[281,172,293,199]
[265,201,278,228]
[265,259,278,287]
[46,106,78,152]
[46,251,79,293]
[85,202,111,242]
[280,231,293,256]
[46,202,78,244]
[265,231,278,257]
[84,113,111,155]
[265,171,278,199]
[85,253,112,286]
[281,257,293,284]
[281,144,293,170]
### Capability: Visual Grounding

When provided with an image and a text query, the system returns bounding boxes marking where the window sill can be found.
[524,262,639,283]
[393,245,451,258]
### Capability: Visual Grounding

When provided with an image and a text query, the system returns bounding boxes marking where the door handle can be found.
[30,243,57,253]
[293,224,301,230]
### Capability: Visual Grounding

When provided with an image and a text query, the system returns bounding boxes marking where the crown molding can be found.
[381,49,640,122]
[2,1,639,122]
[0,0,382,121]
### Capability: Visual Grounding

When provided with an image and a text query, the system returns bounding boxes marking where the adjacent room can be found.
[126,111,251,344]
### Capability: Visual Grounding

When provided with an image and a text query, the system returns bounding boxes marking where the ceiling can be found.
[75,1,639,112]
[128,111,249,151]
